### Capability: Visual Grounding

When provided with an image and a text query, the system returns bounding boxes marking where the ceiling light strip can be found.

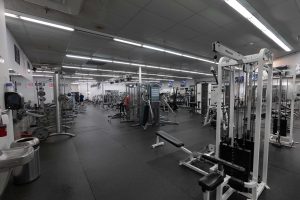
[224,0,292,52]
[5,12,74,31]
[113,38,142,47]
[65,55,212,76]
[62,65,194,79]
[113,38,215,64]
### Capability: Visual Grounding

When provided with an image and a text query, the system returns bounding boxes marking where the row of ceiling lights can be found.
[61,65,193,79]
[32,71,176,82]
[4,12,215,65]
[65,54,212,76]
[5,0,292,54]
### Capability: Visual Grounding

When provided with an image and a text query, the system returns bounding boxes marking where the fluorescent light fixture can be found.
[20,16,74,31]
[92,58,113,63]
[224,0,292,52]
[115,40,215,63]
[71,83,79,85]
[98,69,113,72]
[66,54,91,60]
[182,54,216,64]
[35,70,54,73]
[165,50,182,56]
[113,61,130,65]
[62,65,79,69]
[64,76,82,79]
[81,67,97,71]
[142,45,165,52]
[5,13,19,18]
[113,38,142,47]
[144,65,161,69]
[132,77,174,81]
[32,74,53,78]
[130,63,146,67]
[75,73,119,77]
[65,54,211,75]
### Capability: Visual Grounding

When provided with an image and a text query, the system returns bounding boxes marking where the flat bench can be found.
[156,131,184,147]
[152,130,214,176]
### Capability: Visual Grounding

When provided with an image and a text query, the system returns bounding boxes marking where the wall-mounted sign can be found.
[235,76,244,83]
[168,80,173,88]
[180,80,186,87]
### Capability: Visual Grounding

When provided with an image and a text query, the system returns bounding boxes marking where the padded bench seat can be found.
[198,172,224,192]
[156,131,184,148]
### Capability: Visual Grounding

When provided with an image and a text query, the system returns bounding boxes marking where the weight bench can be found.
[152,130,214,175]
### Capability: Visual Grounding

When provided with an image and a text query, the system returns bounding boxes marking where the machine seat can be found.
[198,172,224,192]
[156,131,184,147]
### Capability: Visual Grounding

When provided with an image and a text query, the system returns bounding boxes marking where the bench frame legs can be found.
[152,136,165,148]
[152,135,213,176]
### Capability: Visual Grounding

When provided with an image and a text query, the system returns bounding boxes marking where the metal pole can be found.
[48,72,75,138]
[289,65,296,144]
[229,68,235,144]
[139,66,142,84]
[216,58,225,158]
[262,63,273,184]
[252,51,265,199]
[55,73,61,133]
[278,73,282,133]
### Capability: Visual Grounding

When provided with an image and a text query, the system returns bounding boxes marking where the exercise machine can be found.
[270,65,298,147]
[197,42,273,200]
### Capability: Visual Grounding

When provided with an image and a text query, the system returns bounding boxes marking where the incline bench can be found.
[152,130,214,175]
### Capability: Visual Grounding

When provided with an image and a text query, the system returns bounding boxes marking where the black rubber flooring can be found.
[2,106,300,200]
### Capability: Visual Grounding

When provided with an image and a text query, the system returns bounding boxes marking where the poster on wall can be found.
[14,44,20,65]
[168,80,173,87]
[180,80,186,87]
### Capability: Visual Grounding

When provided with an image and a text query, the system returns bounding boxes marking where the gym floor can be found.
[2,106,300,200]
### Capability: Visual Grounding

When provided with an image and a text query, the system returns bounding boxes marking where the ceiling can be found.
[4,0,300,80]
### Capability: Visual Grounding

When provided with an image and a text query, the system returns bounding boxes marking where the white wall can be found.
[273,52,300,68]
[78,81,126,99]
[0,0,15,195]
[85,80,196,99]
[160,80,196,94]
[11,76,77,105]
[6,29,32,80]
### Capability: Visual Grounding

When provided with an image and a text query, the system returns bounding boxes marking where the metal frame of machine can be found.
[269,65,298,147]
[211,42,273,200]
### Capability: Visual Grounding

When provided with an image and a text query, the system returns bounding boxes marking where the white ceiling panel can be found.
[144,0,194,23]
[119,10,175,35]
[174,0,209,14]
[181,14,220,34]
[4,0,300,76]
